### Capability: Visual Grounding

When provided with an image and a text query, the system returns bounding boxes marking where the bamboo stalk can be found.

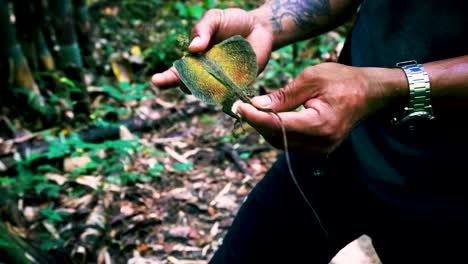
[0,0,46,114]
[48,0,90,117]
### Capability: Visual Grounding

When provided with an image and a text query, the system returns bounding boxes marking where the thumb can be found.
[251,78,309,112]
[189,10,222,53]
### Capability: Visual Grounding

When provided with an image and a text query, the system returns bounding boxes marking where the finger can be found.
[238,103,327,151]
[245,29,273,71]
[151,67,179,87]
[238,103,321,133]
[189,9,222,53]
[250,75,313,112]
[237,103,281,131]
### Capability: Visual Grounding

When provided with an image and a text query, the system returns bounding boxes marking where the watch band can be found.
[397,60,433,116]
[393,60,434,125]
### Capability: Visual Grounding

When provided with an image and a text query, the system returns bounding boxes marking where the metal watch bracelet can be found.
[392,60,434,125]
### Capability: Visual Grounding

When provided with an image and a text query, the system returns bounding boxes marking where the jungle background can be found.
[0,0,379,263]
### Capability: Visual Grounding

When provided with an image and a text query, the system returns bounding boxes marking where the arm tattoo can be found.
[270,0,331,31]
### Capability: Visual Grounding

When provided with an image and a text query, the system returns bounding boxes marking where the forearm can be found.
[425,55,468,116]
[362,55,468,118]
[249,0,360,49]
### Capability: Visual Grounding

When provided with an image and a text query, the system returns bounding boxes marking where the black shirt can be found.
[339,0,468,215]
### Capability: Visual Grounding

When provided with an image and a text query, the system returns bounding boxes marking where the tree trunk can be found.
[0,0,10,109]
[12,0,41,72]
[73,0,94,68]
[0,0,46,115]
[48,0,90,119]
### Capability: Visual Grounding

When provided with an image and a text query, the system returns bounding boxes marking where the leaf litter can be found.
[0,1,379,263]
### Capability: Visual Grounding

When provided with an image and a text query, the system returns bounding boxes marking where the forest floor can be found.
[1,1,381,263]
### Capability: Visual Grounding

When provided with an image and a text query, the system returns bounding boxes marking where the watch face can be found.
[397,111,434,132]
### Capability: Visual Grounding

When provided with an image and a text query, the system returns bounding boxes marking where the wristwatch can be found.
[392,60,434,130]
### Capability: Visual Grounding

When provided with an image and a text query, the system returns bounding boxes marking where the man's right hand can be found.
[151,7,274,88]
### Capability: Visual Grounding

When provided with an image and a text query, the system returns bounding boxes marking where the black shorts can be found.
[209,142,466,263]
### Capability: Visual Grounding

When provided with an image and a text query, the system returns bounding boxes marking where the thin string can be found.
[259,108,329,238]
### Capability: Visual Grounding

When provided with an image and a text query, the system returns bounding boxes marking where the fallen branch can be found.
[0,103,216,173]
[218,142,252,176]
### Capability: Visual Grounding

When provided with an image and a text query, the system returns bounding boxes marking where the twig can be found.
[219,142,252,176]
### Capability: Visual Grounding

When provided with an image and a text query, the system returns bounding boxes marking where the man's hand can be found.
[237,63,407,154]
[151,8,274,88]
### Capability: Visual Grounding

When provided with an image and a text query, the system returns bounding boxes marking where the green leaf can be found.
[150,150,167,156]
[172,162,193,171]
[203,0,216,8]
[59,77,76,88]
[39,239,64,251]
[148,163,164,177]
[104,163,124,174]
[46,140,70,159]
[102,84,124,100]
[239,152,251,160]
[37,164,59,173]
[35,183,61,198]
[106,175,122,185]
[118,81,132,91]
[188,4,205,19]
[40,207,64,223]
[133,83,148,92]
[85,160,99,170]
[0,238,11,248]
[0,177,15,186]
[221,135,235,142]
[174,2,187,17]
[24,152,45,163]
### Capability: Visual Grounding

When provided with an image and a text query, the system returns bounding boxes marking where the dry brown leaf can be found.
[211,195,237,211]
[62,193,95,210]
[168,187,197,203]
[120,201,136,216]
[209,182,231,206]
[168,226,191,239]
[164,146,190,164]
[45,172,67,185]
[167,256,207,264]
[79,203,106,252]
[182,148,201,159]
[75,175,121,192]
[0,160,7,172]
[97,246,113,264]
[209,222,219,238]
[64,154,91,172]
[136,243,149,253]
[128,250,164,264]
[111,56,132,82]
[23,206,39,222]
[154,97,176,108]
[42,221,60,239]
[207,207,216,217]
[236,185,249,196]
[119,125,136,140]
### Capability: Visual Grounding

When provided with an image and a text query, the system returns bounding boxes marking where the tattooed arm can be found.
[152,0,361,86]
[250,0,361,49]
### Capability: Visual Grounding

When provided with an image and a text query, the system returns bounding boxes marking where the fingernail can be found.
[151,73,162,84]
[189,36,201,49]
[231,100,243,115]
[252,96,271,107]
